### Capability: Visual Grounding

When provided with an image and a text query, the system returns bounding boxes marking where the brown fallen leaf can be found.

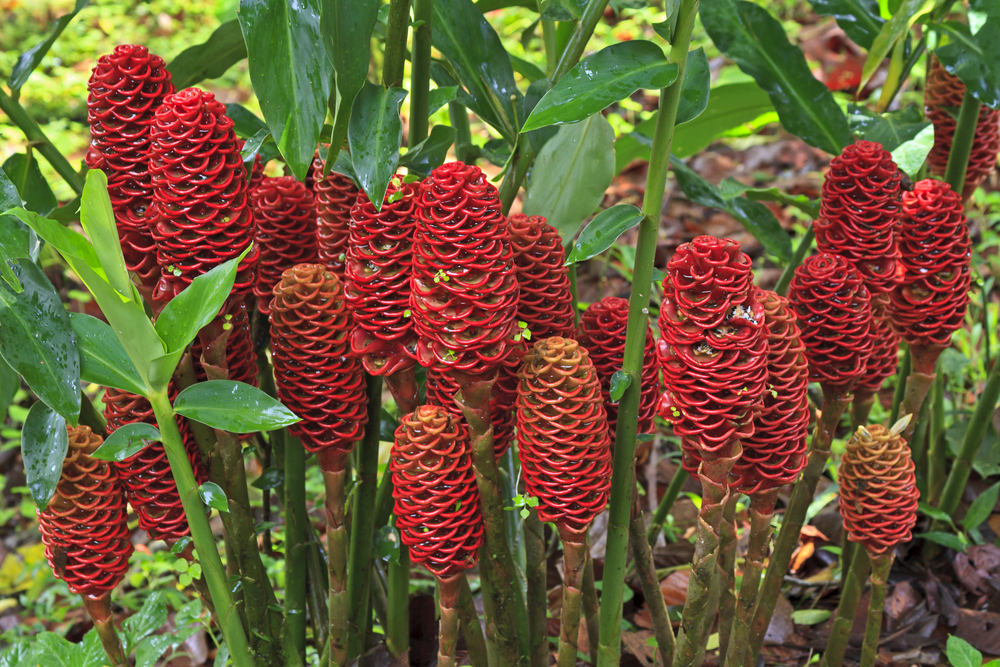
[954,608,1000,656]
[621,629,657,667]
[659,570,690,607]
[764,595,796,646]
[884,580,922,632]
[790,541,815,572]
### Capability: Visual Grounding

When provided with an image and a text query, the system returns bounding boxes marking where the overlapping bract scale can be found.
[253,176,318,316]
[312,153,360,278]
[856,294,899,395]
[425,362,515,460]
[508,214,576,340]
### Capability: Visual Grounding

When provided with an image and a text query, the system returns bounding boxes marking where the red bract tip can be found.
[508,214,576,340]
[253,176,318,316]
[312,152,360,278]
[391,406,484,577]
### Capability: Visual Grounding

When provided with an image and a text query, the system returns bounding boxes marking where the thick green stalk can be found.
[437,574,463,667]
[306,520,331,651]
[525,511,548,667]
[774,227,814,297]
[598,4,699,665]
[457,573,489,667]
[410,0,434,145]
[568,264,579,324]
[82,593,127,667]
[346,374,384,660]
[850,390,877,430]
[943,92,983,197]
[629,486,676,664]
[382,0,411,87]
[647,468,688,546]
[926,372,946,502]
[284,435,309,663]
[582,549,600,663]
[0,88,84,195]
[716,494,739,661]
[860,554,893,667]
[889,347,910,425]
[742,390,852,667]
[449,103,478,164]
[819,545,870,667]
[321,451,350,667]
[900,344,941,442]
[455,372,529,667]
[557,527,589,667]
[386,539,411,661]
[148,392,253,667]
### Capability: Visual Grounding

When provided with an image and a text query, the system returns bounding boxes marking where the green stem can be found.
[306,519,331,652]
[525,511,548,667]
[900,344,941,442]
[582,547,600,664]
[647,468,688,546]
[386,538,411,660]
[458,573,489,667]
[540,18,558,77]
[410,0,434,145]
[321,450,350,667]
[0,88,84,195]
[889,347,910,425]
[943,92,983,197]
[911,398,931,494]
[82,592,127,667]
[148,391,253,667]
[449,103,478,164]
[716,494,739,662]
[284,435,309,664]
[850,390,877,430]
[346,374,383,660]
[598,4,699,664]
[629,484,676,664]
[742,390,852,667]
[860,554,893,667]
[437,574,463,667]
[926,371,946,503]
[382,0,411,87]
[568,263,580,325]
[557,526,588,667]
[774,226,814,297]
[819,544,870,667]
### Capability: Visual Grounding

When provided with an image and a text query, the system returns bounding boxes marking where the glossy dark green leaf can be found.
[167,19,247,89]
[380,407,400,442]
[328,149,360,186]
[565,205,644,265]
[239,0,333,181]
[348,82,407,211]
[521,41,678,132]
[226,103,268,137]
[809,0,884,49]
[860,0,937,90]
[675,47,710,125]
[847,104,929,151]
[80,170,131,299]
[718,179,821,218]
[963,481,1000,532]
[47,197,81,224]
[480,138,512,168]
[7,0,89,93]
[323,0,379,160]
[251,467,285,490]
[199,482,229,513]
[375,524,401,563]
[2,153,57,215]
[671,156,791,262]
[91,423,161,462]
[22,401,68,509]
[700,0,852,156]
[935,19,1000,110]
[523,114,616,240]
[0,165,21,212]
[68,313,146,396]
[509,54,545,82]
[0,261,80,421]
[916,531,967,552]
[609,370,631,402]
[428,86,459,115]
[433,0,522,143]
[241,127,273,174]
[521,78,558,153]
[399,125,456,177]
[0,358,17,425]
[0,214,38,293]
[174,380,300,432]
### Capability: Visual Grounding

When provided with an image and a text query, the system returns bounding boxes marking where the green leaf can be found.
[935,19,1000,110]
[2,153,57,215]
[670,156,792,262]
[241,128,273,174]
[523,114,616,241]
[0,215,38,293]
[946,635,983,667]
[6,208,103,276]
[80,171,132,299]
[239,0,334,180]
[791,609,832,625]
[348,82,408,210]
[0,261,80,421]
[0,358,18,425]
[167,19,248,89]
[699,0,852,156]
[890,124,935,176]
[68,313,146,396]
[609,370,632,402]
[251,467,284,490]
[810,0,884,49]
[963,481,1000,532]
[226,103,268,138]
[399,125,457,177]
[327,149,360,186]
[375,524,401,563]
[565,204,645,265]
[917,531,967,552]
[155,246,251,353]
[174,380,300,432]
[847,104,932,152]
[22,401,68,510]
[199,482,229,513]
[859,0,938,90]
[509,54,545,82]
[91,423,161,462]
[676,47,711,125]
[521,41,679,132]
[427,86,459,115]
[946,418,1000,478]
[0,164,21,212]
[433,0,523,143]
[7,0,89,93]
[718,179,821,217]
[918,499,956,525]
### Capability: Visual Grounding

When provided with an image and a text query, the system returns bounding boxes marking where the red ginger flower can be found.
[148,87,258,300]
[814,140,902,295]
[508,214,576,340]
[656,236,768,472]
[270,264,368,453]
[410,162,519,375]
[104,387,208,542]
[732,290,809,495]
[253,176,318,316]
[345,179,419,376]
[36,426,133,595]
[856,294,899,395]
[86,45,175,300]
[576,297,659,439]
[390,406,484,577]
[888,179,972,350]
[515,337,612,535]
[838,421,919,556]
[787,253,874,390]
[312,152,360,278]
[925,57,1000,199]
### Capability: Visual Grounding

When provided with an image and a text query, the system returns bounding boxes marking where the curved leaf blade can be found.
[81,170,132,299]
[809,0,884,50]
[199,482,230,513]
[565,204,645,266]
[68,313,146,396]
[167,19,248,90]
[174,380,300,432]
[323,0,380,160]
[348,82,407,211]
[676,47,711,126]
[91,423,161,462]
[2,153,56,215]
[859,0,937,90]
[23,401,68,510]
[935,19,1000,109]
[7,0,89,93]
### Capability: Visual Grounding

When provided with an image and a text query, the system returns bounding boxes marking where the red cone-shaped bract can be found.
[37,426,133,595]
[814,140,902,295]
[345,179,419,376]
[86,45,175,300]
[270,264,368,453]
[253,176,318,316]
[103,387,207,542]
[787,253,874,390]
[925,57,1000,199]
[576,297,659,439]
[390,406,484,577]
[516,337,612,534]
[410,162,519,375]
[888,179,972,349]
[656,236,768,473]
[148,87,258,300]
[508,214,576,340]
[838,423,919,556]
[733,290,809,494]
[857,294,899,395]
[312,153,360,278]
